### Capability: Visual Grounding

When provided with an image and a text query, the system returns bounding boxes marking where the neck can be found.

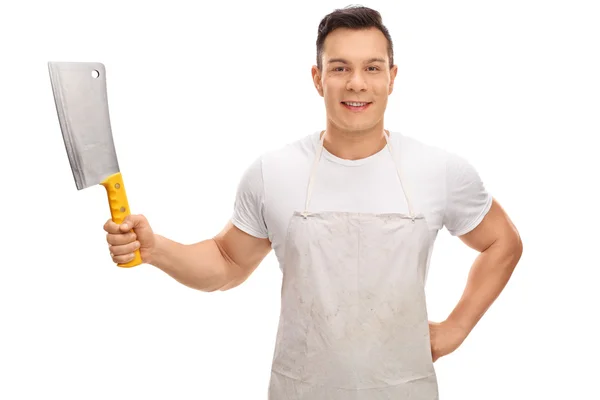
[321,121,388,160]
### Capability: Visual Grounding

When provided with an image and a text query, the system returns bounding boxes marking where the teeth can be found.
[345,102,367,107]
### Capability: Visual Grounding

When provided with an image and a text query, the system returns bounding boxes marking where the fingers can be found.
[106,231,137,246]
[109,240,140,264]
[112,251,138,264]
[103,214,147,264]
[109,240,140,255]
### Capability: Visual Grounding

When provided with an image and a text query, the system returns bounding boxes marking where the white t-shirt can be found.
[231,130,493,272]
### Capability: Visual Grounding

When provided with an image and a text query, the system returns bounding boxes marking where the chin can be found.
[340,121,378,132]
[328,112,382,133]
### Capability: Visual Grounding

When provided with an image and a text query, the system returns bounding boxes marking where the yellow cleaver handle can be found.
[100,172,143,268]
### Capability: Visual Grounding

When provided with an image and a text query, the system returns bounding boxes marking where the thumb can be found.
[119,214,144,232]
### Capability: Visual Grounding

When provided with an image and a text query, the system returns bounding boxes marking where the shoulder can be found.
[261,131,318,166]
[388,131,492,233]
[389,131,452,191]
[234,131,318,208]
[231,132,318,239]
[391,131,450,164]
[238,132,317,182]
[391,132,492,236]
[258,132,318,189]
[390,131,479,180]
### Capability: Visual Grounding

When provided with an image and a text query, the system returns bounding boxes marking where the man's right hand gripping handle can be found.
[103,216,272,292]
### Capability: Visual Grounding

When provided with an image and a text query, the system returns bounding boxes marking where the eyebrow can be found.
[327,57,387,65]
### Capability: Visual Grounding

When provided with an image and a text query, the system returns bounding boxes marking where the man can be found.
[104,5,523,399]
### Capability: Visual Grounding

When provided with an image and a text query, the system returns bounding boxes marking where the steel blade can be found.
[48,61,120,190]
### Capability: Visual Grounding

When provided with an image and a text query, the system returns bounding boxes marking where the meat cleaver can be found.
[48,61,142,268]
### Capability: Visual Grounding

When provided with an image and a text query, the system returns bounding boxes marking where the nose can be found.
[346,70,368,92]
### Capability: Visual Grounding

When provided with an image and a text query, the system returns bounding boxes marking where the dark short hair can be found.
[316,5,394,70]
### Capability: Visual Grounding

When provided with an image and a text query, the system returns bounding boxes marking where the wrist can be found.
[443,315,473,338]
[146,234,164,266]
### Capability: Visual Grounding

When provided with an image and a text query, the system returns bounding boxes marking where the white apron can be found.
[268,130,439,400]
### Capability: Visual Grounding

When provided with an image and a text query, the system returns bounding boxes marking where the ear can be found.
[388,64,398,94]
[311,65,324,97]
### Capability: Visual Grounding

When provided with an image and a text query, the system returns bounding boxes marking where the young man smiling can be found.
[104,5,523,399]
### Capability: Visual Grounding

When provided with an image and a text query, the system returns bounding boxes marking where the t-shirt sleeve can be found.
[230,156,269,239]
[443,152,493,236]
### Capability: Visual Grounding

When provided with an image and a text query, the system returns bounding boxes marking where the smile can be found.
[341,101,372,111]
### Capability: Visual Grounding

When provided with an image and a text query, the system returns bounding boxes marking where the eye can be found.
[333,67,346,72]
[367,66,380,72]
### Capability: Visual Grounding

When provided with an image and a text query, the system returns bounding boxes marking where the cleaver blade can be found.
[48,61,142,268]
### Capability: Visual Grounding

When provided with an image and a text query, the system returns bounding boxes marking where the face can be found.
[312,27,398,134]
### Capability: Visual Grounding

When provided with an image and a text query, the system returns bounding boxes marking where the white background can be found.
[1,0,598,399]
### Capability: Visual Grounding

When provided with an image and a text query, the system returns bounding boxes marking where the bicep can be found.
[459,198,522,252]
[214,154,272,289]
[213,221,272,289]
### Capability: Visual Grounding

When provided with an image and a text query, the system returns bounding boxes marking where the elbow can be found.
[217,266,250,292]
[215,264,247,292]
[217,278,244,292]
[206,269,239,292]
[516,237,523,259]
[188,263,236,293]
[503,230,523,266]
[487,228,522,270]
[512,227,524,259]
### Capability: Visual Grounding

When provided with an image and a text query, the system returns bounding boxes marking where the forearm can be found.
[148,234,235,292]
[446,238,523,334]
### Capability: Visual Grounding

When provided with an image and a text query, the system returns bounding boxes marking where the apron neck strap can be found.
[303,130,416,218]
